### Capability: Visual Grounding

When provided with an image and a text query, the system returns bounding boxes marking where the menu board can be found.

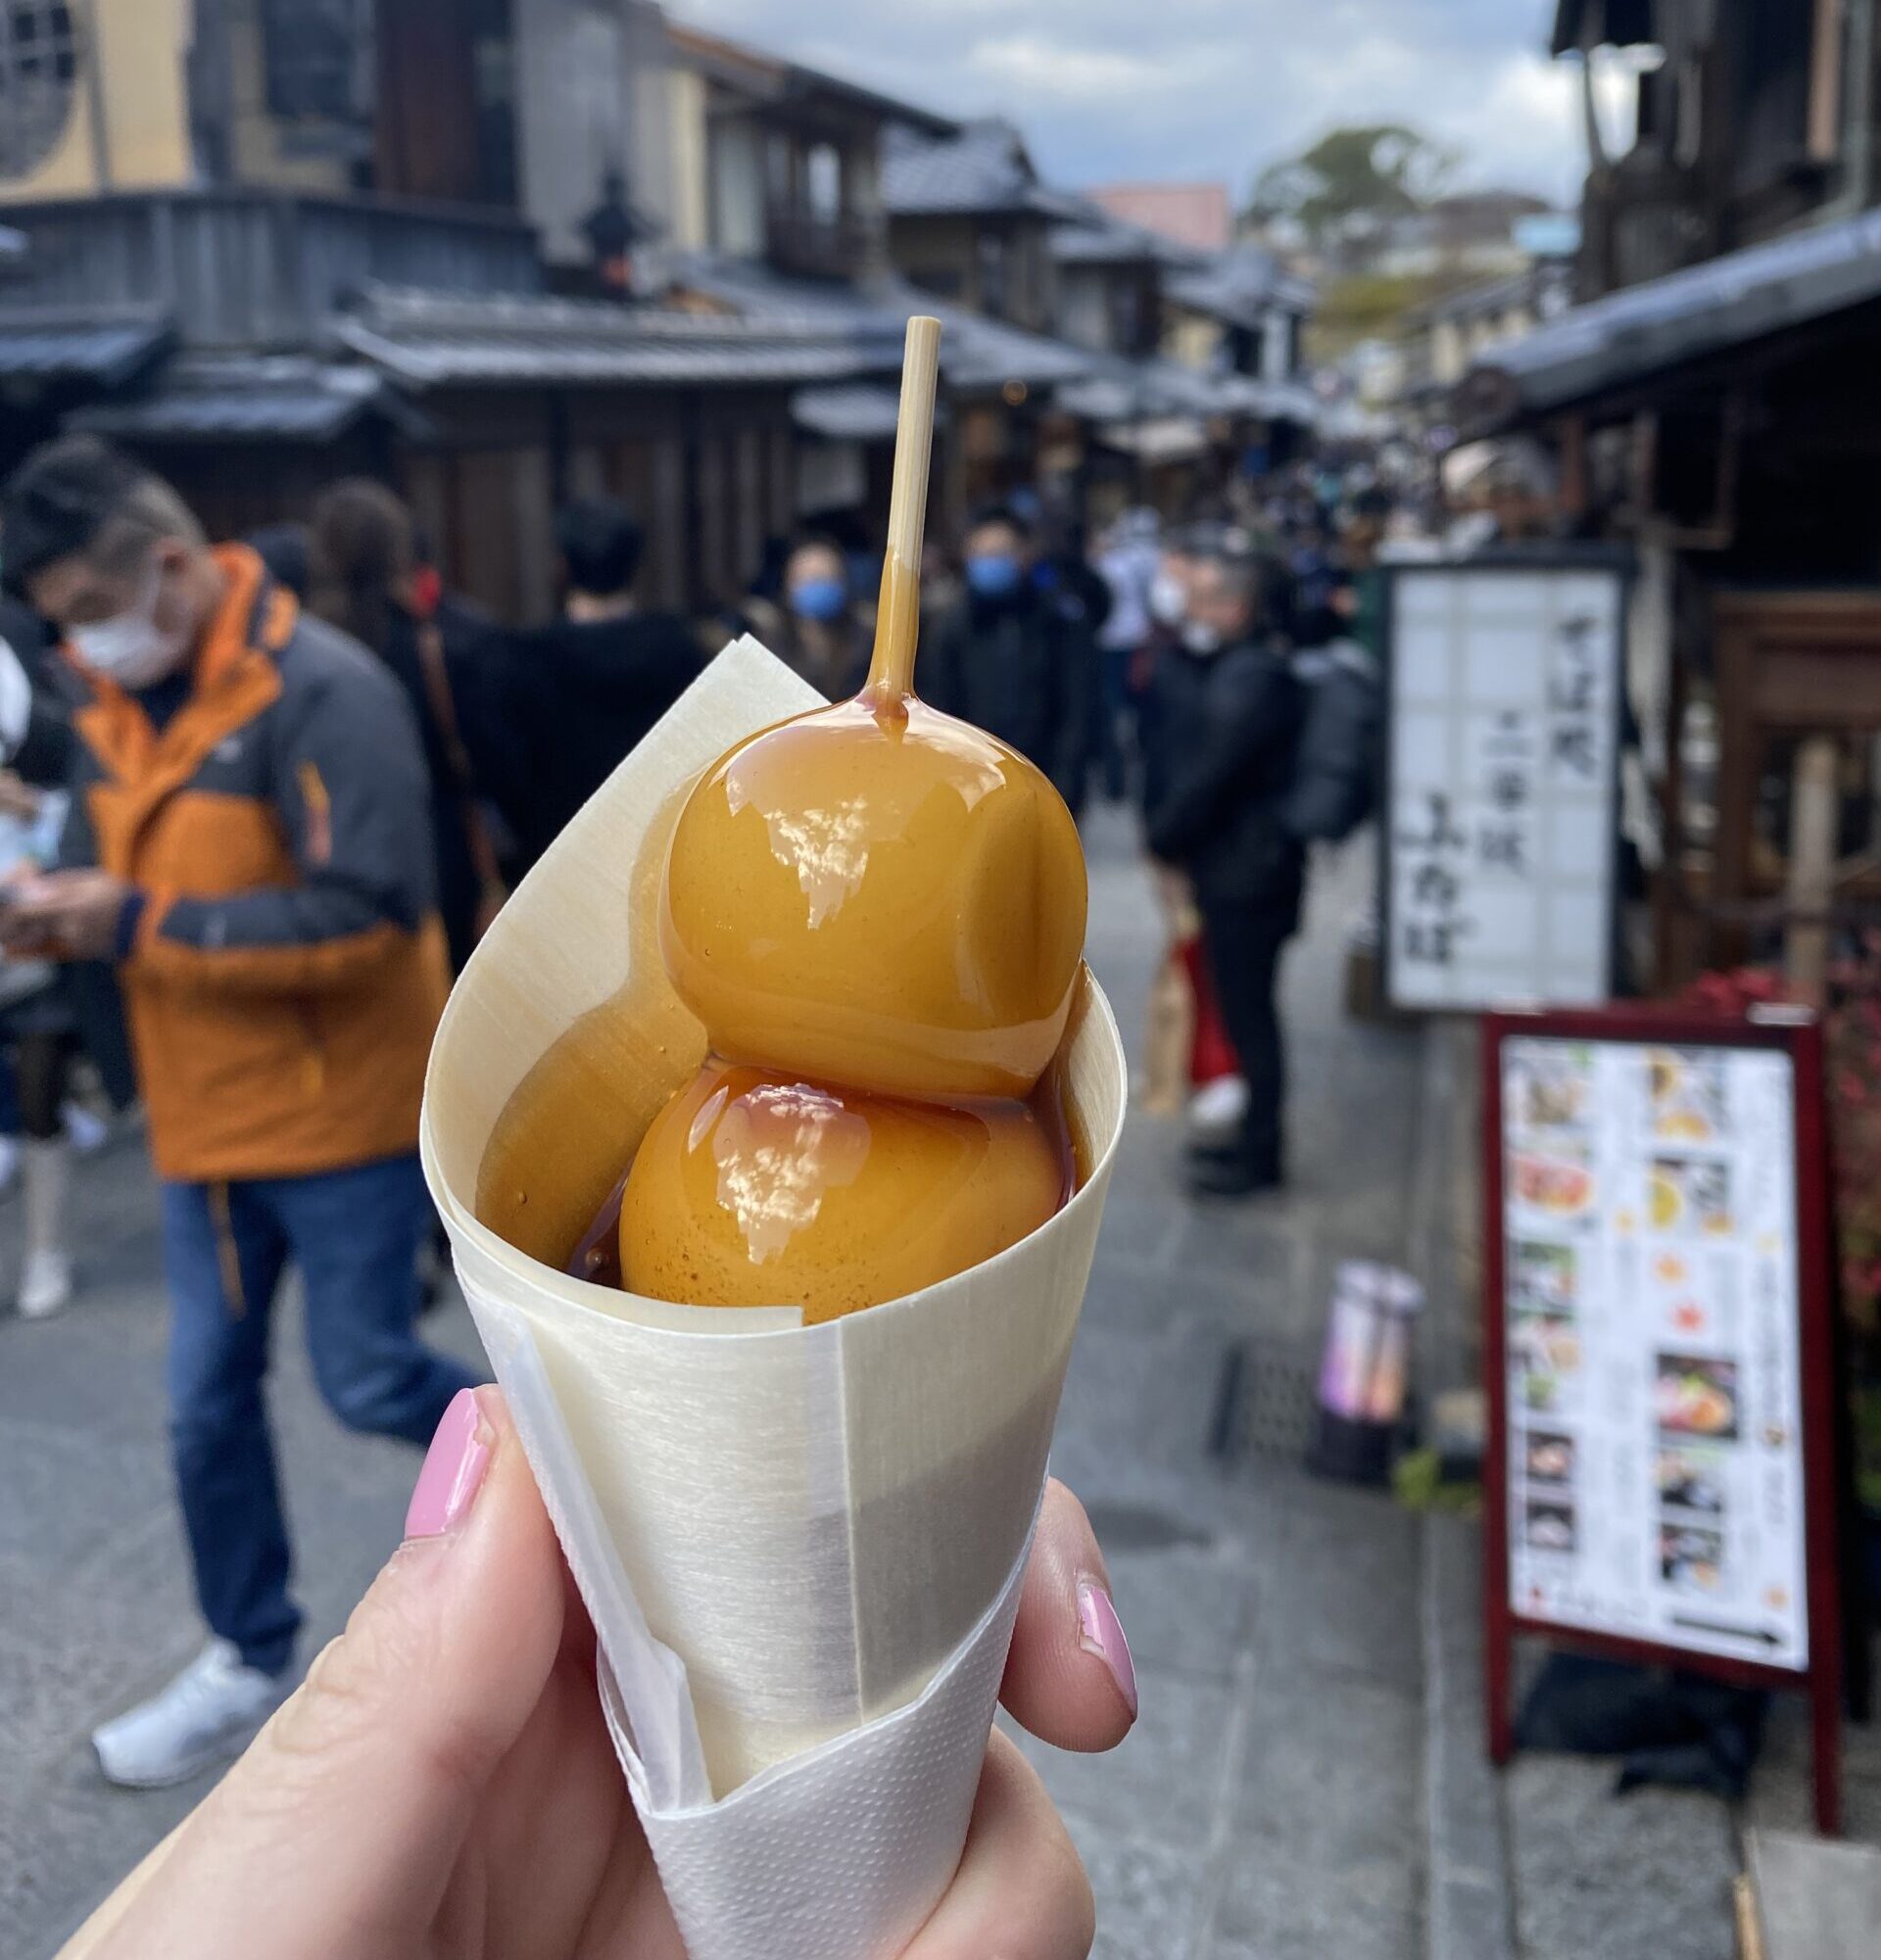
[1497,1033,1809,1671]
[1386,563,1623,1013]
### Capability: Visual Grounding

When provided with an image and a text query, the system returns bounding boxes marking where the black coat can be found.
[922,587,1094,815]
[504,610,703,869]
[1143,637,1304,918]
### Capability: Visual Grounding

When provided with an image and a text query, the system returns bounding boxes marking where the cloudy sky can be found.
[675,0,1616,209]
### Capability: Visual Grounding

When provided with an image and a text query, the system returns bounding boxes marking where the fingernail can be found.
[405,1388,492,1539]
[1077,1579,1138,1719]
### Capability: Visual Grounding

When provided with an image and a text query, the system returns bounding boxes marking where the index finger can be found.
[998,1479,1136,1752]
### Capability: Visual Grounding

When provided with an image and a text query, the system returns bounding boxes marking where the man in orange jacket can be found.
[0,437,479,1787]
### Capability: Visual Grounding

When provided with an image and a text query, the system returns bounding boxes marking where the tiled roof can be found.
[653,253,1097,395]
[71,355,409,442]
[1051,207,1196,268]
[1055,356,1317,427]
[0,304,172,385]
[1465,204,1881,426]
[1165,245,1315,327]
[332,285,894,388]
[883,120,1085,221]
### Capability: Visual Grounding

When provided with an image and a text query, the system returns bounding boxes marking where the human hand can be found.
[62,1387,1134,1960]
[0,769,44,821]
[0,869,133,960]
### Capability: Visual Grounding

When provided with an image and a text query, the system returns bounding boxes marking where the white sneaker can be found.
[1187,1074,1250,1138]
[16,1247,72,1319]
[93,1639,290,1789]
[61,1100,110,1155]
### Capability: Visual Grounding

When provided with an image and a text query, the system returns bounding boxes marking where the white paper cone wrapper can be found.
[421,639,1126,1960]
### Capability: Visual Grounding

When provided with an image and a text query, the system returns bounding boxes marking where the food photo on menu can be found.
[1659,1520,1727,1595]
[1511,1238,1578,1315]
[1654,1354,1740,1441]
[1507,1043,1595,1132]
[1656,1443,1728,1514]
[1524,1430,1576,1485]
[1511,1310,1581,1414]
[1647,1048,1730,1145]
[1525,1497,1578,1554]
[1513,1143,1596,1221]
[1649,1155,1734,1236]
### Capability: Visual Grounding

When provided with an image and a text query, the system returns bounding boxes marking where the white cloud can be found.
[672,0,1592,206]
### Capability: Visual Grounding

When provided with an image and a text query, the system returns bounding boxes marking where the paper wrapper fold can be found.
[421,639,1126,1960]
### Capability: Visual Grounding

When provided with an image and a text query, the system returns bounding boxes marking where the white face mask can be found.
[1148,569,1187,627]
[1181,620,1225,656]
[69,559,191,690]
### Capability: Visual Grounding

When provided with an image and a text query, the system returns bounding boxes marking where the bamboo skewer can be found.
[866,314,942,704]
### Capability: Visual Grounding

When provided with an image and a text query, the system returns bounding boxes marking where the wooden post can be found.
[1785,736,1840,1005]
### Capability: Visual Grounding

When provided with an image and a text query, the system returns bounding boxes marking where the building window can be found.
[806,143,841,225]
[261,0,365,121]
[977,230,1009,319]
[0,1,79,181]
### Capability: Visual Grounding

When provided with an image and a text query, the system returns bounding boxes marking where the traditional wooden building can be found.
[1455,2,1881,989]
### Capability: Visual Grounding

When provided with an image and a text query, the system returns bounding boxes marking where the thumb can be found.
[75,1386,567,1960]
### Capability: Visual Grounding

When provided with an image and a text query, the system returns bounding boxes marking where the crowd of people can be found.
[0,431,1384,1794]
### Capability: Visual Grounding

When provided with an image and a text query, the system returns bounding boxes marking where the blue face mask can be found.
[966,553,1023,599]
[790,578,847,623]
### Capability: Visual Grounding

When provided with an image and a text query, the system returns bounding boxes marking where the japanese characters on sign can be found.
[1386,566,1624,1013]
[1497,1035,1810,1672]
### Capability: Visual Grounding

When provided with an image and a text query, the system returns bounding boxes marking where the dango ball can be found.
[659,695,1087,1102]
[619,1060,1069,1323]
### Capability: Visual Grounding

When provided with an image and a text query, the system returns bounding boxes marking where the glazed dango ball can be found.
[620,1061,1069,1323]
[659,692,1088,1102]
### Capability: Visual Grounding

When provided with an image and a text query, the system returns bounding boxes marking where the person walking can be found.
[756,535,874,699]
[1092,508,1158,802]
[504,497,702,870]
[0,436,477,1786]
[1142,537,1303,1198]
[308,480,511,972]
[922,503,1094,816]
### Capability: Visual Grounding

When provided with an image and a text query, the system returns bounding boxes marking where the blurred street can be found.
[2,805,1873,1960]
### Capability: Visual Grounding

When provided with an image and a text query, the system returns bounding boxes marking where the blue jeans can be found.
[162,1154,480,1674]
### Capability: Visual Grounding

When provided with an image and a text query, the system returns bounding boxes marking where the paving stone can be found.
[1507,1753,1737,1960]
[1021,1664,1237,1853]
[1098,1542,1259,1684]
[1060,1815,1209,1960]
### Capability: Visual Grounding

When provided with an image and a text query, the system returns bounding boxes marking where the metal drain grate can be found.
[1208,1337,1322,1466]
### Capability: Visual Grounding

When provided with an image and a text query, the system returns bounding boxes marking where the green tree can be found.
[1246,124,1460,248]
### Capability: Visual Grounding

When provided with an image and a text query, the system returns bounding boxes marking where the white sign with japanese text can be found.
[1499,1035,1809,1672]
[1386,566,1623,1012]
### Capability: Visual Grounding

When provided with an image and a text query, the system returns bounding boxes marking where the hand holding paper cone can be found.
[418,315,1129,1960]
[60,1388,1134,1960]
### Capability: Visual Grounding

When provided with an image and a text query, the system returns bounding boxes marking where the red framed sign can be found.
[1481,1005,1848,1833]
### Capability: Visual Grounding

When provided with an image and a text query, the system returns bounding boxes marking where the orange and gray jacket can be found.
[60,544,451,1183]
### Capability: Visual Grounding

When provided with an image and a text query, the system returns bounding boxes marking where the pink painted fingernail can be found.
[1078,1579,1138,1719]
[405,1389,492,1539]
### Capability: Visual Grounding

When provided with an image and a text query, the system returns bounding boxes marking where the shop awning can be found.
[71,355,419,443]
[334,285,890,390]
[1460,205,1881,431]
[0,304,172,387]
[791,383,905,441]
[1093,414,1211,463]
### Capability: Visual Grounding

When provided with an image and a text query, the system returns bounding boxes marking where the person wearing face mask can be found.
[921,502,1095,817]
[767,536,874,701]
[0,436,477,1787]
[1142,537,1304,1199]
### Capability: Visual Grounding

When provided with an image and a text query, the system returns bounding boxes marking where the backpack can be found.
[1280,637,1382,843]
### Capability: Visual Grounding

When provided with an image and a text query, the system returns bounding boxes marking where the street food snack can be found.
[418,318,1127,1960]
[621,313,1086,1319]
